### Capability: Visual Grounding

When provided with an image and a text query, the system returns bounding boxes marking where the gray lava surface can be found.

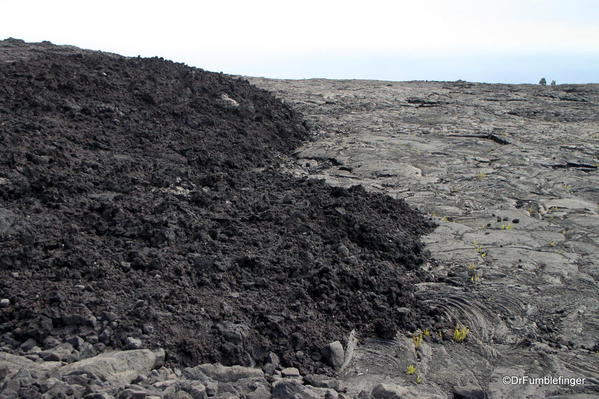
[248,77,599,398]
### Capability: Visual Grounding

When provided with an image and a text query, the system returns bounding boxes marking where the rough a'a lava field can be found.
[0,39,439,374]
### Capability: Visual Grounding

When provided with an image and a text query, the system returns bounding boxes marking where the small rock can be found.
[219,93,239,108]
[142,324,155,334]
[304,375,340,391]
[43,336,61,349]
[154,379,178,388]
[453,385,488,399]
[118,388,151,399]
[205,381,218,396]
[1,379,21,397]
[262,363,277,375]
[281,367,301,378]
[396,307,411,315]
[100,328,113,344]
[43,379,80,398]
[77,342,95,360]
[132,374,147,384]
[67,336,85,350]
[181,381,207,399]
[84,393,115,399]
[321,341,344,369]
[102,311,119,322]
[325,392,338,399]
[126,337,143,349]
[20,338,38,352]
[336,244,350,257]
[13,367,33,380]
[94,343,107,352]
[62,307,97,327]
[371,383,444,399]
[0,298,10,308]
[217,322,250,345]
[266,352,280,368]
[357,391,370,399]
[86,335,99,344]
[168,392,194,399]
[39,342,74,361]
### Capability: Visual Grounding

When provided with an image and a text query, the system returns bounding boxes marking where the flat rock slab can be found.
[51,349,164,387]
[0,352,61,377]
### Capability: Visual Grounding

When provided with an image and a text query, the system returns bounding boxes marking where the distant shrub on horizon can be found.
[539,77,547,86]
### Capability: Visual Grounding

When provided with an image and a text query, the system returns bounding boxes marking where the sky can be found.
[2,0,598,83]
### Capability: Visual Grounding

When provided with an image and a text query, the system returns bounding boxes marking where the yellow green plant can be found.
[500,223,513,230]
[413,333,423,349]
[423,329,431,337]
[416,375,423,384]
[476,172,486,180]
[467,264,481,282]
[406,364,417,375]
[452,324,470,342]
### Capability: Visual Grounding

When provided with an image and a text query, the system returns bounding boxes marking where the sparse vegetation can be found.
[413,333,423,349]
[406,364,417,375]
[539,77,547,86]
[472,242,488,258]
[452,324,470,342]
[467,263,481,282]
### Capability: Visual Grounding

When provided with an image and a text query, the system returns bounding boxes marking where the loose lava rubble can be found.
[0,39,440,374]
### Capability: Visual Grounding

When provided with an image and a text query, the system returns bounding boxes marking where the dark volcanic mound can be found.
[0,39,437,373]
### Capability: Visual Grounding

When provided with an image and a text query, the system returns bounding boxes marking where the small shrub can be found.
[452,324,470,342]
[539,77,547,86]
[413,333,423,349]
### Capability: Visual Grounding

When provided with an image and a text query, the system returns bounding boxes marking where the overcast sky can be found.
[2,0,598,83]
